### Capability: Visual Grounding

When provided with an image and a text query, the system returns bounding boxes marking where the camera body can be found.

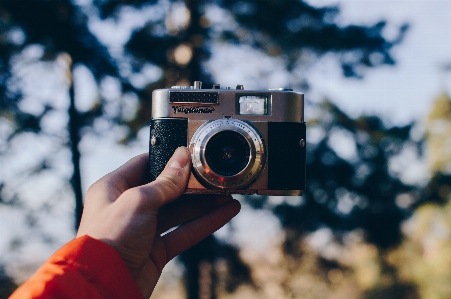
[149,81,306,196]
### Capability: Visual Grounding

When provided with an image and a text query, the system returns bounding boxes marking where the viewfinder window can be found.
[238,95,268,115]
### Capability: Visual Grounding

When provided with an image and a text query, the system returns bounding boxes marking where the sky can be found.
[307,0,451,125]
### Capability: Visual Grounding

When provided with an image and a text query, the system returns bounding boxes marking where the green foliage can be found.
[0,267,17,299]
[267,101,420,250]
[218,0,408,77]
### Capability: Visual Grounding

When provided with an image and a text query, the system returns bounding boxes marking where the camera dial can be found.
[190,118,265,189]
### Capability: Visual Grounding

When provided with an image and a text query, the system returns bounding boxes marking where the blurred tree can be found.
[97,0,408,139]
[0,0,124,229]
[0,0,134,289]
[275,101,420,248]
[1,0,417,298]
[390,202,451,299]
[244,101,423,298]
[0,267,17,299]
[385,92,451,299]
[425,92,451,174]
[92,1,410,297]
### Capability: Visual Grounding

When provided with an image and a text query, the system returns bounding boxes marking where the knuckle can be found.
[85,179,105,201]
[86,178,102,194]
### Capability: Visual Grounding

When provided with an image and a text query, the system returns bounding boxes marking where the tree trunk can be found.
[180,236,217,299]
[179,1,217,298]
[68,62,84,230]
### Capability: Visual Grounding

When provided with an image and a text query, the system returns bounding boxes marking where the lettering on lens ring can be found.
[172,106,215,114]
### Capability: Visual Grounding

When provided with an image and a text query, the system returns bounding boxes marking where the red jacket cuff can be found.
[10,235,145,299]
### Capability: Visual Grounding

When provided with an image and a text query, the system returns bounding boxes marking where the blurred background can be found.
[1,0,450,298]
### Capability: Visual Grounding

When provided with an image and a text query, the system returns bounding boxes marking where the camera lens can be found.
[205,131,250,176]
[190,118,265,189]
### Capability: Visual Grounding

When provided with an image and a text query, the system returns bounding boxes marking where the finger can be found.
[160,199,241,261]
[122,147,191,213]
[156,195,233,235]
[106,153,149,192]
[84,153,149,207]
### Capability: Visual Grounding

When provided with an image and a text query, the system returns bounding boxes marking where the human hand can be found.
[76,147,241,298]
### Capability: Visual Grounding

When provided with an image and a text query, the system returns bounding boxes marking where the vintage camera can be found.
[149,81,306,196]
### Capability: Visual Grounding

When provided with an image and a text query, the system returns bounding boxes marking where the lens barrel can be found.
[190,119,265,189]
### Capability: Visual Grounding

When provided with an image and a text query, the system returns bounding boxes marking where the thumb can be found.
[144,147,191,210]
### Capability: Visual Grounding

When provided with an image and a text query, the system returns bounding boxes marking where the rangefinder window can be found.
[170,91,219,104]
[238,95,269,115]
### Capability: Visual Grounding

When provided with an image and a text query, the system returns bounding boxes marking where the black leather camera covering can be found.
[268,122,306,190]
[149,118,188,182]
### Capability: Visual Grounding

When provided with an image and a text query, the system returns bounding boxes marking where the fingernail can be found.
[169,147,190,170]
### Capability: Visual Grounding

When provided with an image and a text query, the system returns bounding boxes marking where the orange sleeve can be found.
[9,235,145,299]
